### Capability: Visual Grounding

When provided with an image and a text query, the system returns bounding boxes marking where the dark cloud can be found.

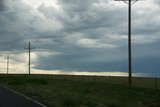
[132,40,160,77]
[0,0,160,76]
[0,0,5,11]
[58,0,101,12]
[133,55,160,77]
[34,46,127,72]
[154,0,160,5]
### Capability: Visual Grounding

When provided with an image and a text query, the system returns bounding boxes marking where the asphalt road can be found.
[0,85,46,107]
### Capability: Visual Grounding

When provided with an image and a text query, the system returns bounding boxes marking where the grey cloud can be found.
[1,0,160,76]
[132,10,160,36]
[0,0,5,11]
[131,41,160,76]
[58,0,99,12]
[34,46,127,72]
[38,1,123,31]
[0,0,42,52]
[36,2,125,50]
[154,0,160,5]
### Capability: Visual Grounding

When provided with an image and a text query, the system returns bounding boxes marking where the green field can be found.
[0,74,160,107]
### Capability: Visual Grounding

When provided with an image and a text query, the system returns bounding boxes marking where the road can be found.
[0,85,46,107]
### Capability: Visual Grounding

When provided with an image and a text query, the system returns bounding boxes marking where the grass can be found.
[0,74,160,107]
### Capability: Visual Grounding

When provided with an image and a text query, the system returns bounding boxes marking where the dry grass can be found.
[0,74,160,107]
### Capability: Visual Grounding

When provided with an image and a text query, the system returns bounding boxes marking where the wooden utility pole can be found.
[115,0,142,86]
[7,54,9,74]
[24,41,35,75]
[128,0,132,86]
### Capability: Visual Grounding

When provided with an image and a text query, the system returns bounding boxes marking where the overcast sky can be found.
[0,0,160,76]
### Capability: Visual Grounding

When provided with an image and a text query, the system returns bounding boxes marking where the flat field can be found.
[0,74,160,107]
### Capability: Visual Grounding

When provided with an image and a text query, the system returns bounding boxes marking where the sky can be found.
[0,0,160,77]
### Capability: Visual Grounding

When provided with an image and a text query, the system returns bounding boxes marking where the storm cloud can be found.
[0,0,160,76]
[0,0,4,11]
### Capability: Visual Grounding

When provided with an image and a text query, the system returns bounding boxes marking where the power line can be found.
[70,2,117,30]
[34,2,126,49]
[36,2,118,40]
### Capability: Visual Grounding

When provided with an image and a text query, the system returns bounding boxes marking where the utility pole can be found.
[7,53,9,74]
[115,0,142,86]
[5,53,11,74]
[24,41,35,75]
